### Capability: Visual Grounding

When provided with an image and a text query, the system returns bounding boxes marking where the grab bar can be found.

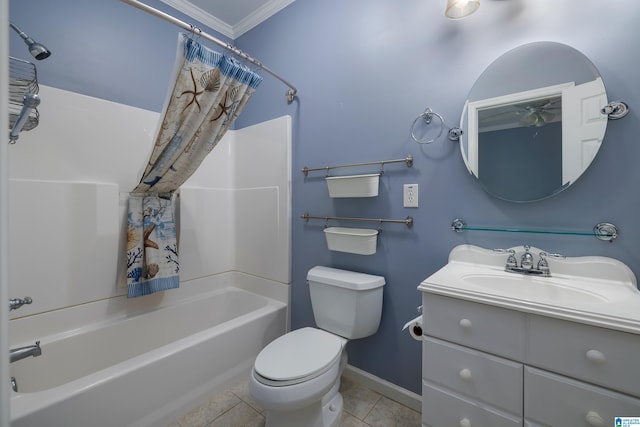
[9,93,40,143]
[302,212,414,228]
[301,155,413,176]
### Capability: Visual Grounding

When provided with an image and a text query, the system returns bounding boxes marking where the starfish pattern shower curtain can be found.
[126,33,262,298]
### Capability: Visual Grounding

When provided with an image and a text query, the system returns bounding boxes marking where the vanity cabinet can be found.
[420,293,640,427]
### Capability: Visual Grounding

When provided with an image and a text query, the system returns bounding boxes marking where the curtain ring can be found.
[188,24,202,42]
[411,107,445,144]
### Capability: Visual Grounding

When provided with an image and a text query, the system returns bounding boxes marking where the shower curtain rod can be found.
[119,0,298,103]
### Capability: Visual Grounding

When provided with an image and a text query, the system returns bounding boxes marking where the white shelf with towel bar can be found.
[302,155,413,198]
[302,213,413,255]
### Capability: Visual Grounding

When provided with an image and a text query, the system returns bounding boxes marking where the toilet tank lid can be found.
[307,266,385,290]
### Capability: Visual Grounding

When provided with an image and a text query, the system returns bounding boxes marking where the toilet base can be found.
[263,353,347,427]
[264,387,343,427]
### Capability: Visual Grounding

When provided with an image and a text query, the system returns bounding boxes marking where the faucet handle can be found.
[494,248,517,268]
[542,251,565,260]
[537,252,565,276]
[537,252,550,272]
[493,248,515,255]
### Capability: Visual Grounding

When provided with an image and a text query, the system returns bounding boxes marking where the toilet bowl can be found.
[249,266,385,427]
[250,328,348,427]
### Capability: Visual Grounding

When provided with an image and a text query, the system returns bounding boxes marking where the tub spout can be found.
[10,341,42,363]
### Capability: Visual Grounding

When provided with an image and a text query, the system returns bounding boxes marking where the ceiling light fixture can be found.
[445,0,480,19]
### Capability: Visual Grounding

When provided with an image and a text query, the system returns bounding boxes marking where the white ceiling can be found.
[160,0,296,39]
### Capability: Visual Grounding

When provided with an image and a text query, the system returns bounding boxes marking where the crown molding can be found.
[233,0,296,38]
[159,0,295,40]
[159,0,234,39]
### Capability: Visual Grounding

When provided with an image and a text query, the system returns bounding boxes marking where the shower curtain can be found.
[126,33,262,298]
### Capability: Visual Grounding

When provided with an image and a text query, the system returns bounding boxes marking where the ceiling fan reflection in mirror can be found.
[478,96,561,132]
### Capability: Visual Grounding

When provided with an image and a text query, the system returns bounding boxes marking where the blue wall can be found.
[235,0,640,395]
[9,0,233,112]
[10,0,640,395]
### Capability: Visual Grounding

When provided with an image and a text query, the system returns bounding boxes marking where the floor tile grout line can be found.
[361,394,383,423]
[230,390,265,416]
[193,397,245,427]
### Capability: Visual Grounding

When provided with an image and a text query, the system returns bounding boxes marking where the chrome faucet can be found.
[10,341,42,363]
[496,245,559,277]
[520,245,534,270]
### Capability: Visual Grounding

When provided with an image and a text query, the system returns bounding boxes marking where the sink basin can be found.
[458,272,610,304]
[418,244,640,334]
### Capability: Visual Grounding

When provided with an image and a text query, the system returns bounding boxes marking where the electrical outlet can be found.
[403,184,419,208]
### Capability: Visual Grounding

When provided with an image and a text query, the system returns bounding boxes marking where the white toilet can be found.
[249,266,386,427]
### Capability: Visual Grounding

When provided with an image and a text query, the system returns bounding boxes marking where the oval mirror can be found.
[459,42,608,202]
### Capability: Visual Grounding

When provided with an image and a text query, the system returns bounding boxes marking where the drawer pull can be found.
[585,410,605,427]
[459,318,473,330]
[459,368,473,382]
[586,349,606,364]
[459,417,471,427]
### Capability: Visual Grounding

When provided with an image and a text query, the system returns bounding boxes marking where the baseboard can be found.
[343,364,421,413]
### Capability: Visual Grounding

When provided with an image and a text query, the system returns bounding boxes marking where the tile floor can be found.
[167,375,422,427]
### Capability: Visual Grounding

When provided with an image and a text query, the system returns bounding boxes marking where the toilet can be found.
[249,266,385,427]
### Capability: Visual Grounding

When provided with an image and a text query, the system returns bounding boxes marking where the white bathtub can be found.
[9,274,288,427]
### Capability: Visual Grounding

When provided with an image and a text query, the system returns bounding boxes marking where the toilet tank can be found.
[307,266,385,339]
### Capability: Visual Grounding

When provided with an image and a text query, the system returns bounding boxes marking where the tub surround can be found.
[8,86,292,425]
[9,86,291,319]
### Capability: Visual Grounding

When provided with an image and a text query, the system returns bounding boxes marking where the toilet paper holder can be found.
[402,306,424,341]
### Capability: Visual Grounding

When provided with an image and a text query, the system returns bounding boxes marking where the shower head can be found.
[10,22,51,60]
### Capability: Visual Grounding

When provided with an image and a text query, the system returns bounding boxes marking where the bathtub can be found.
[9,273,288,427]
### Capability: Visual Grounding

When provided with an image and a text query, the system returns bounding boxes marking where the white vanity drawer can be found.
[524,367,640,426]
[422,294,525,360]
[527,315,640,396]
[423,337,523,415]
[422,381,522,427]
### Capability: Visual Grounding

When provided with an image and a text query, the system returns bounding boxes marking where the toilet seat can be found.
[254,327,344,387]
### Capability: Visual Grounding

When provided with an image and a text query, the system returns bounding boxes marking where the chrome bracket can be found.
[594,222,618,242]
[448,127,463,141]
[601,101,629,120]
[451,218,465,232]
[286,89,296,104]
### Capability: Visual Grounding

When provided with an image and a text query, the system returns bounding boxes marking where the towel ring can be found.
[411,107,445,144]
